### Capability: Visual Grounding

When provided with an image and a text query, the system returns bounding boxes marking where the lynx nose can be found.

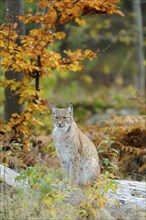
[58,123,63,128]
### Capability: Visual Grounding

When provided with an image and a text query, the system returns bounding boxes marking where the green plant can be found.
[77,172,117,219]
[0,164,118,220]
[16,165,62,193]
[98,139,119,173]
[15,165,67,218]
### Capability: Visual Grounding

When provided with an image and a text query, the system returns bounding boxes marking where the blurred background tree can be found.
[132,0,145,96]
[40,0,146,114]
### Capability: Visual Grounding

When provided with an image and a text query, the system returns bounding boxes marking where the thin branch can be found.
[35,55,41,92]
[54,5,62,30]
[73,0,80,6]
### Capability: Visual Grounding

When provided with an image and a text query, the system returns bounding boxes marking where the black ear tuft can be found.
[67,103,73,114]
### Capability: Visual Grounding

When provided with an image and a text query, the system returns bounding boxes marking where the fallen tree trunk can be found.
[0,164,28,188]
[106,180,146,220]
[0,164,145,220]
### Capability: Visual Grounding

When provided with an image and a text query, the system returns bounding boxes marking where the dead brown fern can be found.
[130,91,146,113]
[112,142,146,156]
[98,115,146,178]
[97,115,145,138]
[80,115,146,179]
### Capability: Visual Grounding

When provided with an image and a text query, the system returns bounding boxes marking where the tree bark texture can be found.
[5,0,25,121]
[132,0,145,96]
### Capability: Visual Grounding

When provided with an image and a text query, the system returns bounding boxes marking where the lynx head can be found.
[50,103,74,131]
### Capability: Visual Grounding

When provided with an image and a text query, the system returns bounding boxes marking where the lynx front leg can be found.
[61,161,70,178]
[69,155,80,186]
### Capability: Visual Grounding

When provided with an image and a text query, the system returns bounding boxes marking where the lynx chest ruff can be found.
[53,127,72,163]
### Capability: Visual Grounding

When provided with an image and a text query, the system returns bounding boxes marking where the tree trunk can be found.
[132,0,145,96]
[5,0,25,121]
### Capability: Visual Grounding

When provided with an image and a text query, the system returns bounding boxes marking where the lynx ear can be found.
[50,103,57,113]
[67,103,73,114]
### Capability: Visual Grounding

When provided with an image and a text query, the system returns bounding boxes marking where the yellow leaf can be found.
[2,163,9,167]
[40,41,46,46]
[22,121,28,126]
[54,32,66,40]
[19,97,25,104]
[4,124,11,132]
[75,17,86,26]
[24,112,31,120]
[12,113,19,117]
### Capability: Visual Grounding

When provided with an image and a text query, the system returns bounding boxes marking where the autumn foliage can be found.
[0,0,123,143]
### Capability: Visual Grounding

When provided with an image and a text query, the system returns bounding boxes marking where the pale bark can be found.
[133,0,145,96]
[0,164,28,188]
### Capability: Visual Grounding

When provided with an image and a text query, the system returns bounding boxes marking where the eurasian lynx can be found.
[50,103,100,185]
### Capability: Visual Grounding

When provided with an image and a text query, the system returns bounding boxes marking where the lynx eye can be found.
[55,117,59,119]
[63,117,67,119]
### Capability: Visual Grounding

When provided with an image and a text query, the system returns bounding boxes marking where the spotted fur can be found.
[50,103,100,185]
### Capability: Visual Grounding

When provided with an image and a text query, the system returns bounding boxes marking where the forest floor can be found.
[0,109,146,220]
